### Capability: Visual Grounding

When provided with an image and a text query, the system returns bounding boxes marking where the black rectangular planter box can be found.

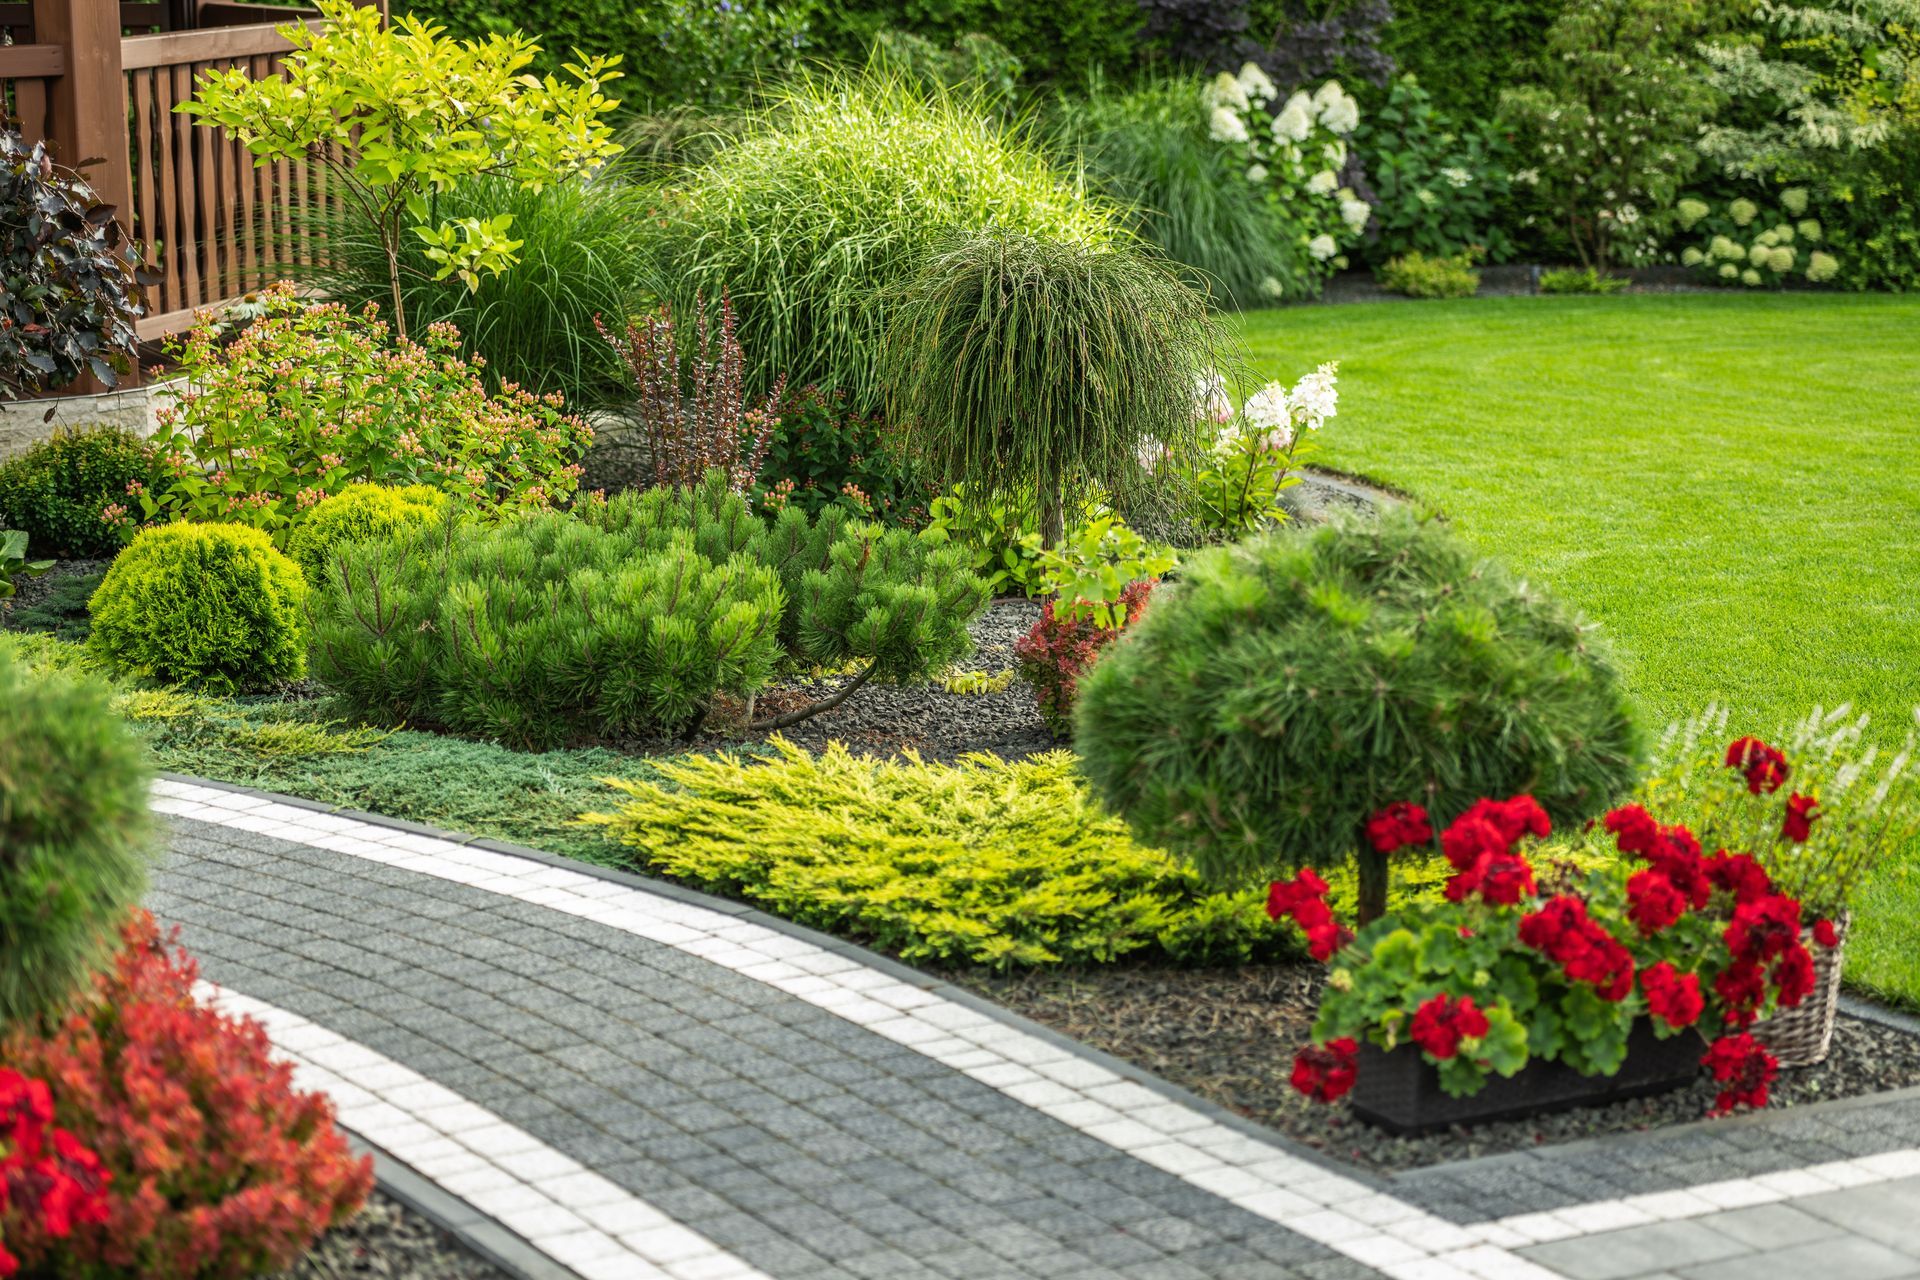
[1348,1020,1703,1135]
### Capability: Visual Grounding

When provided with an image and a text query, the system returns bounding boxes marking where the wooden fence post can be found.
[35,0,136,231]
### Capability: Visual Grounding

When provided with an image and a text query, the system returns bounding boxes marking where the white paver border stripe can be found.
[194,980,771,1280]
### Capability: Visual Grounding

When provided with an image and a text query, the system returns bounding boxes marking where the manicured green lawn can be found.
[1236,292,1920,1006]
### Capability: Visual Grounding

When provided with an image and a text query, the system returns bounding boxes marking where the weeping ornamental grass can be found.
[642,72,1120,408]
[883,232,1222,542]
[1053,78,1293,310]
[294,174,660,411]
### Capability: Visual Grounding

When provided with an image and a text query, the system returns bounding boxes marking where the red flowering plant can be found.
[1282,792,1822,1114]
[1,912,372,1277]
[0,1069,110,1278]
[1639,708,1920,930]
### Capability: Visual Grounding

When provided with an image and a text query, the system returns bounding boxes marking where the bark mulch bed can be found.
[943,961,1920,1175]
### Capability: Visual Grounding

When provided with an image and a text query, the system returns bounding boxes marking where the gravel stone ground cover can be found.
[946,963,1920,1175]
[276,1193,505,1280]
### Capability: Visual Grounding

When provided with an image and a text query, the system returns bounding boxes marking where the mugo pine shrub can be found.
[642,71,1117,407]
[1075,508,1642,924]
[87,523,308,692]
[284,483,448,587]
[309,472,989,748]
[0,644,150,1030]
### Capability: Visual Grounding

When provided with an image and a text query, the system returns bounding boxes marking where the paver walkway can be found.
[146,778,1920,1280]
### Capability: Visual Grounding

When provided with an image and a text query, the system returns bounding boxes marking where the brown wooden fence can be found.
[2,0,385,378]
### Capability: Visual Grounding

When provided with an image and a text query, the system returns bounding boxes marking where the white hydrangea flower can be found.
[1781,187,1809,216]
[1236,61,1276,105]
[1339,196,1371,233]
[1681,247,1704,266]
[1307,169,1339,195]
[1798,218,1822,243]
[1206,71,1249,112]
[1512,168,1541,186]
[1323,139,1347,169]
[1313,81,1359,134]
[1806,250,1839,283]
[1748,242,1771,267]
[1308,233,1339,262]
[1710,234,1742,261]
[1415,188,1438,207]
[1287,361,1339,429]
[1729,198,1758,227]
[1272,93,1313,143]
[1247,163,1269,184]
[1259,275,1286,299]
[1767,245,1795,273]
[1676,198,1710,230]
[1616,203,1640,226]
[1194,370,1234,424]
[1719,263,1739,279]
[1741,267,1762,286]
[1771,222,1795,245]
[1210,106,1250,144]
[1440,166,1472,188]
[1242,382,1290,438]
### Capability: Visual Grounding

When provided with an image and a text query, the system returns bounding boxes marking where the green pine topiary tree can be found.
[0,642,151,1030]
[88,523,308,692]
[1075,508,1643,923]
[882,230,1222,546]
[285,483,448,587]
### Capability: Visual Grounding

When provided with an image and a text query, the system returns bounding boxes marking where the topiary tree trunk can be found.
[1355,840,1390,926]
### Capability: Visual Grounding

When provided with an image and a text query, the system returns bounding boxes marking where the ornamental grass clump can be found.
[883,231,1222,546]
[0,645,150,1032]
[642,71,1117,406]
[309,471,988,748]
[1074,508,1642,924]
[1277,788,1833,1119]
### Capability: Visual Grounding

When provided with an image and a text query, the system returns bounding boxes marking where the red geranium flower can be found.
[1603,804,1661,856]
[1726,736,1790,795]
[1713,959,1769,1028]
[1365,802,1432,854]
[1725,893,1804,965]
[1410,994,1491,1061]
[1290,1039,1359,1103]
[1267,868,1351,962]
[1702,1033,1778,1115]
[1782,793,1821,843]
[1641,961,1705,1030]
[1518,895,1635,1001]
[1772,942,1817,1008]
[1813,918,1841,949]
[1626,868,1687,935]
[1704,850,1774,905]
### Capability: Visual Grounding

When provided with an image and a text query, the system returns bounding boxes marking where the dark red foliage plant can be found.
[2,912,372,1278]
[1014,577,1157,737]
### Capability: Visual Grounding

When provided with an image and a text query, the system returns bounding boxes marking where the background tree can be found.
[1074,508,1644,924]
[181,0,623,338]
[882,231,1221,547]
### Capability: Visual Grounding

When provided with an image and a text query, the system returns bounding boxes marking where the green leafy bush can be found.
[582,739,1278,968]
[143,283,591,540]
[87,523,308,692]
[1537,267,1629,295]
[296,175,664,410]
[1052,76,1296,308]
[1378,251,1482,299]
[310,473,988,748]
[883,231,1221,545]
[871,29,1026,102]
[1378,0,1565,118]
[284,484,448,587]
[0,642,151,1030]
[1,529,51,606]
[757,385,934,528]
[919,484,1052,598]
[1357,76,1513,263]
[642,72,1117,407]
[1075,507,1643,923]
[810,0,1142,86]
[0,427,160,559]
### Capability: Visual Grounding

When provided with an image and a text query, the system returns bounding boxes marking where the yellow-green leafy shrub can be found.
[285,483,447,586]
[87,523,307,692]
[582,739,1279,968]
[1377,251,1481,299]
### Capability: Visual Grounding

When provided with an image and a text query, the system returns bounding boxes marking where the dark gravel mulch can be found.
[277,1193,506,1280]
[944,962,1920,1174]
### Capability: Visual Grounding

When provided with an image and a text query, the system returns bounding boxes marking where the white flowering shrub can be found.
[1203,65,1369,300]
[1498,0,1717,272]
[1674,191,1841,287]
[1154,362,1340,536]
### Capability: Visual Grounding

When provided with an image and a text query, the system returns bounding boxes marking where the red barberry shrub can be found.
[2,912,372,1278]
[1014,578,1155,736]
[0,1068,111,1277]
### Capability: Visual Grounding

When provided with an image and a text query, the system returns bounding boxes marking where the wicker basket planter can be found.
[1348,1021,1702,1135]
[1750,913,1848,1068]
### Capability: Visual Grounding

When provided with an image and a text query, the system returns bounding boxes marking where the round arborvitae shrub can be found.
[285,483,448,587]
[87,523,308,692]
[1074,507,1643,923]
[0,643,151,1030]
[0,425,159,559]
